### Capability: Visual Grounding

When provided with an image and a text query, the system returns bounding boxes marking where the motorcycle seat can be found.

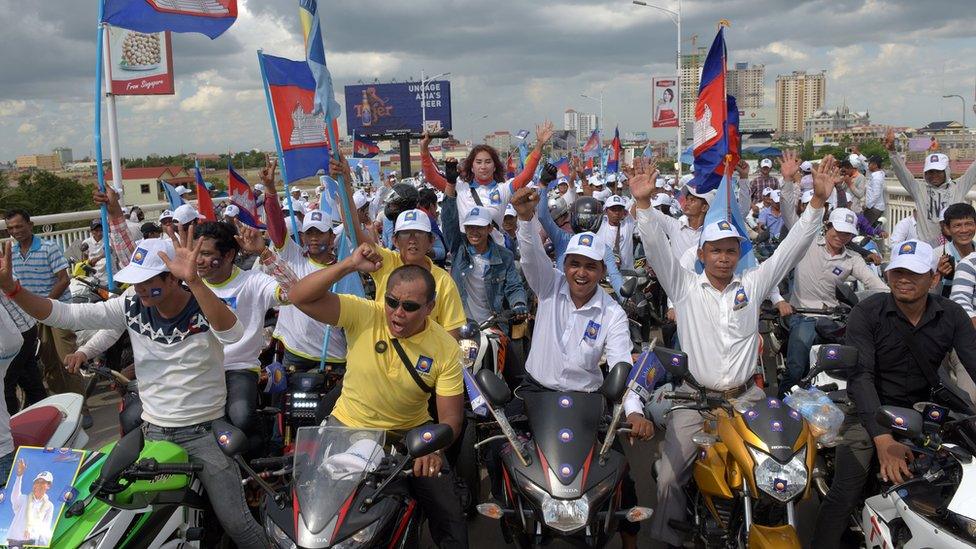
[11,406,64,448]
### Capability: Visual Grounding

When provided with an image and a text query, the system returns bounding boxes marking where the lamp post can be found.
[467,113,488,145]
[633,0,682,177]
[421,69,451,132]
[943,94,967,128]
[580,92,604,139]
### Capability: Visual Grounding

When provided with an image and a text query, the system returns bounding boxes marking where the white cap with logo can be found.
[172,204,200,226]
[174,185,191,196]
[254,183,266,193]
[604,194,628,208]
[34,471,53,484]
[886,240,935,274]
[564,232,604,261]
[699,219,745,248]
[302,210,334,233]
[924,153,949,172]
[222,205,240,219]
[828,207,858,235]
[800,190,814,204]
[115,238,176,284]
[504,204,517,218]
[800,161,813,173]
[159,209,174,222]
[352,189,370,210]
[394,209,432,233]
[686,186,717,205]
[462,207,493,227]
[760,158,773,168]
[769,190,781,204]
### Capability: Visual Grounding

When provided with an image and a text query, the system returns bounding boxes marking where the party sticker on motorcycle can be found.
[770,420,783,432]
[558,429,574,443]
[766,398,781,409]
[558,464,574,478]
[558,396,574,408]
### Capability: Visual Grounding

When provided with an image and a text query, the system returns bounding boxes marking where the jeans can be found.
[780,315,818,399]
[224,370,259,432]
[0,452,12,488]
[4,327,47,415]
[143,421,271,549]
[812,419,875,546]
[37,325,89,415]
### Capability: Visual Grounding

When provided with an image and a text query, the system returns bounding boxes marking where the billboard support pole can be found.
[399,137,412,179]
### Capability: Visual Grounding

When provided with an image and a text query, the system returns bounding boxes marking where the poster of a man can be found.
[4,460,54,547]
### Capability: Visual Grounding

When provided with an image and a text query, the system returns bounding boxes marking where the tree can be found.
[0,170,95,217]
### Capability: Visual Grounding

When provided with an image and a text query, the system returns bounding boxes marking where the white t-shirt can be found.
[453,179,514,233]
[45,288,243,427]
[272,238,348,362]
[205,267,284,371]
[597,216,636,270]
[462,251,493,323]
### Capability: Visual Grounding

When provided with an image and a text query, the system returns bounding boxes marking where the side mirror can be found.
[458,321,480,341]
[816,344,858,373]
[475,369,512,407]
[619,276,638,299]
[876,406,923,439]
[654,346,689,381]
[835,283,859,307]
[98,426,144,485]
[212,419,248,458]
[600,362,631,403]
[405,423,454,458]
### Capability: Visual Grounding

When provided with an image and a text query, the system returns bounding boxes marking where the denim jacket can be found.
[442,196,527,332]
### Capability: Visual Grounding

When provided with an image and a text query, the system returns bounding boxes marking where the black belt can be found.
[701,380,755,400]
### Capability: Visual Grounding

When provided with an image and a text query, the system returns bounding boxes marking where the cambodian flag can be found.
[607,127,622,174]
[259,53,332,183]
[553,157,570,177]
[506,154,516,180]
[692,28,730,193]
[194,165,216,222]
[103,0,238,39]
[581,129,600,160]
[228,164,265,229]
[352,132,380,158]
[298,0,342,122]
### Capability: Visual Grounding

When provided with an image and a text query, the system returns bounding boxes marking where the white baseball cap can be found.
[800,161,813,173]
[462,206,493,227]
[828,207,858,235]
[607,173,618,183]
[33,471,53,484]
[686,186,717,204]
[504,204,517,218]
[699,219,745,247]
[924,153,949,172]
[254,183,266,193]
[222,205,240,219]
[302,210,334,233]
[290,187,301,194]
[172,204,200,226]
[604,194,628,209]
[800,190,814,204]
[394,209,432,233]
[651,194,672,208]
[115,238,176,284]
[762,187,774,197]
[769,190,781,204]
[300,191,310,200]
[564,232,604,261]
[174,185,191,196]
[556,176,569,186]
[353,189,369,210]
[760,158,773,168]
[886,240,934,274]
[588,175,605,187]
[159,209,174,222]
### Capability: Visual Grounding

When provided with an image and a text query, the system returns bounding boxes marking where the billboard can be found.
[344,81,452,136]
[737,107,777,134]
[551,130,578,156]
[106,26,174,95]
[652,77,678,128]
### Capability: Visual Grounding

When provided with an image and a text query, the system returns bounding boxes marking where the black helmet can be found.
[570,196,603,233]
[383,183,419,221]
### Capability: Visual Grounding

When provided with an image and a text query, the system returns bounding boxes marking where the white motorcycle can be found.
[863,403,976,548]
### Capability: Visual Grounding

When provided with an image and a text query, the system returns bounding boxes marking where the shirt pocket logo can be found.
[733,288,749,311]
[831,267,843,276]
[416,355,434,374]
[584,320,601,341]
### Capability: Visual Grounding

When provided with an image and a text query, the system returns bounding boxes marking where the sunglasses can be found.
[384,294,426,313]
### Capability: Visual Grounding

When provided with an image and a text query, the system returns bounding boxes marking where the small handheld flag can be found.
[607,127,622,174]
[298,0,342,121]
[228,164,266,229]
[162,180,186,210]
[194,165,216,222]
[582,129,601,160]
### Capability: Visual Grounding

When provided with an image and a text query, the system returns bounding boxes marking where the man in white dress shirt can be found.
[629,154,836,547]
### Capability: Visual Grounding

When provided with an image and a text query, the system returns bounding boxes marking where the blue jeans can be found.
[144,421,271,549]
[0,452,13,488]
[780,315,818,399]
[225,370,259,432]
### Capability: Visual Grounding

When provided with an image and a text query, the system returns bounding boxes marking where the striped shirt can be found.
[951,253,976,318]
[0,295,34,331]
[11,236,70,302]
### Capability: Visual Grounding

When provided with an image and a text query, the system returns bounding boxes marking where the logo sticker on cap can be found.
[415,355,433,374]
[717,221,732,231]
[733,288,749,311]
[832,267,843,276]
[845,214,855,224]
[132,247,148,265]
[471,207,480,216]
[578,235,593,247]
[404,211,417,221]
[311,212,322,221]
[584,320,600,340]
[931,154,940,163]
[900,242,917,255]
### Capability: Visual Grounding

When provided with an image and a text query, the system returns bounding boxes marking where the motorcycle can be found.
[862,403,976,548]
[471,363,653,547]
[618,268,660,353]
[657,345,821,548]
[256,423,455,548]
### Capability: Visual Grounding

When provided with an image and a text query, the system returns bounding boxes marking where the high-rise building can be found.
[727,62,765,109]
[564,108,598,143]
[16,154,61,171]
[679,46,709,131]
[52,147,73,166]
[564,109,579,133]
[775,70,827,139]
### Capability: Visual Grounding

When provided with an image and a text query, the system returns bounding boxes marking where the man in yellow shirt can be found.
[289,244,466,548]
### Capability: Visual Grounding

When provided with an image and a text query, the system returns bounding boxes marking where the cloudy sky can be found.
[1,0,974,161]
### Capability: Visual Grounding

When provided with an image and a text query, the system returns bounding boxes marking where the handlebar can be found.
[250,456,291,471]
[663,391,728,410]
[123,458,203,480]
[82,364,131,385]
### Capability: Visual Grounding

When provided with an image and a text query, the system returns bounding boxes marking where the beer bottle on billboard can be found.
[361,91,372,127]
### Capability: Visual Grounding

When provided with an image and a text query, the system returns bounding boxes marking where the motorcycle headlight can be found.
[748,446,808,502]
[517,475,590,533]
[75,532,108,549]
[265,519,297,549]
[333,521,381,549]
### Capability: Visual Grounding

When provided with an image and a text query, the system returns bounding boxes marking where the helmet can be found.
[548,197,569,221]
[570,196,603,233]
[383,183,419,221]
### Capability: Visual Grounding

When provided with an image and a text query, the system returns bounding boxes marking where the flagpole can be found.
[719,27,733,221]
[257,50,302,242]
[93,2,115,290]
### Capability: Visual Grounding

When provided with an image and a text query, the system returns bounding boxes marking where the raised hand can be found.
[16,459,25,477]
[260,157,278,191]
[444,158,459,185]
[883,128,896,152]
[92,186,125,219]
[510,187,540,221]
[160,224,203,284]
[778,149,800,181]
[811,155,838,208]
[535,120,554,146]
[628,156,659,208]
[420,131,432,152]
[329,155,352,182]
[347,243,383,273]
[736,159,750,180]
[539,163,559,187]
[234,222,267,256]
[0,242,15,293]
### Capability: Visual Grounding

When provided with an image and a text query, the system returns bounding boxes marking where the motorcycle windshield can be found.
[524,391,603,485]
[740,397,804,463]
[292,426,386,537]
